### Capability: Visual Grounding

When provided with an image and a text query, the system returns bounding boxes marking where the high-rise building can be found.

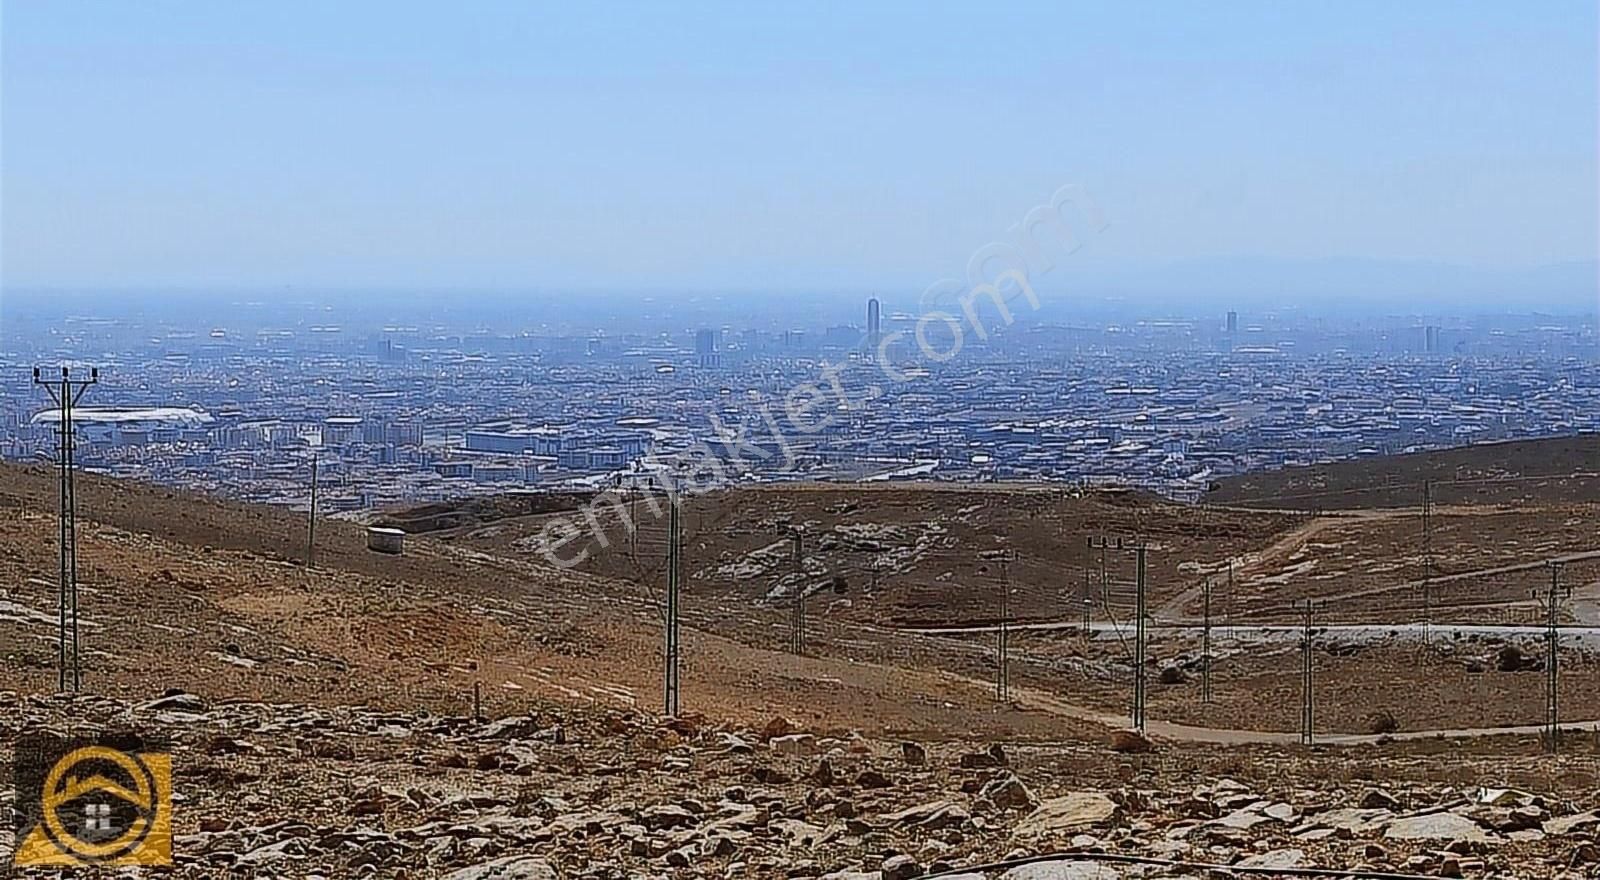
[867,297,882,360]
[694,328,719,368]
[1425,325,1440,354]
[1226,310,1238,335]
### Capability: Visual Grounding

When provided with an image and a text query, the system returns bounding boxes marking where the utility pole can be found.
[1088,535,1147,730]
[35,366,98,693]
[1133,542,1147,731]
[789,529,806,656]
[1420,479,1432,646]
[307,454,319,567]
[1081,568,1093,637]
[1201,575,1213,704]
[1532,562,1571,752]
[664,496,681,716]
[1295,599,1321,746]
[1098,537,1109,608]
[1226,559,1234,626]
[996,551,1011,702]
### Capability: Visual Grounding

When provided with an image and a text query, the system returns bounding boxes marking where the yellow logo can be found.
[13,741,172,866]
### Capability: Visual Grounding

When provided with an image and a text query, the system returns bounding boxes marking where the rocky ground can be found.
[4,463,1600,877]
[3,689,1599,879]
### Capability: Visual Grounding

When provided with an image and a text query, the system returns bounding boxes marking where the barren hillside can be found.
[4,464,1600,876]
[1207,433,1600,510]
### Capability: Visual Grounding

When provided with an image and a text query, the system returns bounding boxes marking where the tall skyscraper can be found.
[1226,310,1238,335]
[866,297,882,361]
[694,328,719,368]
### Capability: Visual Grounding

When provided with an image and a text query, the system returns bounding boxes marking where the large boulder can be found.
[1385,811,1502,843]
[1014,792,1121,839]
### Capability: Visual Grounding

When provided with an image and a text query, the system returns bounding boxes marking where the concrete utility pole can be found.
[997,552,1011,702]
[1087,534,1148,731]
[1201,575,1214,704]
[34,365,98,693]
[1133,542,1147,731]
[307,454,319,567]
[1295,599,1321,746]
[1533,562,1571,752]
[1226,559,1234,626]
[788,529,806,656]
[1081,568,1093,637]
[1420,479,1433,646]
[664,497,681,716]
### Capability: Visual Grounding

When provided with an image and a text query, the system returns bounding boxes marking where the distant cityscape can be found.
[1,294,1595,512]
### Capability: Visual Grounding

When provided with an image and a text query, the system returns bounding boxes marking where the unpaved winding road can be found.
[976,675,1600,746]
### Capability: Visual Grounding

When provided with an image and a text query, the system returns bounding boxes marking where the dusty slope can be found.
[6,465,1600,875]
[1207,433,1600,510]
[0,463,1093,740]
[432,483,1304,626]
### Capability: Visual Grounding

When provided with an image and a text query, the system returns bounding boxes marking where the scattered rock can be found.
[771,733,819,756]
[959,743,1008,769]
[1108,729,1152,753]
[880,853,924,880]
[1362,709,1400,734]
[445,856,559,880]
[1359,788,1401,811]
[1014,792,1120,839]
[999,860,1121,879]
[761,716,797,739]
[980,773,1037,811]
[1385,811,1502,843]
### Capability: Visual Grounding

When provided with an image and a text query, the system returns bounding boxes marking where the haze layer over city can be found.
[2,3,1599,880]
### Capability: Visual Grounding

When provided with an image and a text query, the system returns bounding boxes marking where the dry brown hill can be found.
[1207,433,1600,510]
[0,463,1089,739]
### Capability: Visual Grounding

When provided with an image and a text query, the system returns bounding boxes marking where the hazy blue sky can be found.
[2,1,1596,299]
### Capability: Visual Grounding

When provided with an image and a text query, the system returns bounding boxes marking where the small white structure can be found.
[366,527,405,555]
